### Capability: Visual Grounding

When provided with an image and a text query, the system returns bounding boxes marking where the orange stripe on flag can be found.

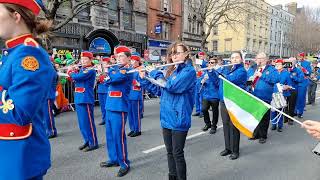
[228,111,253,138]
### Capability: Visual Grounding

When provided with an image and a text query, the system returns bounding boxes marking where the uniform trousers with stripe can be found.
[75,104,98,148]
[128,100,142,133]
[295,85,308,115]
[105,111,130,169]
[43,99,57,137]
[98,93,108,123]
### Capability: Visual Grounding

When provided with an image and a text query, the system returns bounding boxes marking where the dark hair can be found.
[165,42,190,78]
[4,3,51,35]
[232,51,243,60]
[124,51,131,57]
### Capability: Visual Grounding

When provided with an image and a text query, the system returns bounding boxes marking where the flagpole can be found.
[218,75,303,125]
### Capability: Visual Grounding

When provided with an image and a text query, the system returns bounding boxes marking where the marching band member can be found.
[97,57,111,126]
[192,52,207,118]
[307,61,320,106]
[295,53,312,118]
[200,57,220,134]
[0,0,56,179]
[218,51,247,160]
[139,42,196,180]
[68,51,99,152]
[100,46,133,177]
[270,59,293,132]
[128,53,143,137]
[249,53,279,144]
[193,70,204,117]
[287,58,304,125]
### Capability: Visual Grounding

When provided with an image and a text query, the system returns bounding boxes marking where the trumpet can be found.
[127,61,185,74]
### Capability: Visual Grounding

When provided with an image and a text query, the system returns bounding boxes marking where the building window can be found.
[212,26,218,36]
[225,39,232,52]
[188,16,192,33]
[197,22,200,35]
[192,16,196,34]
[212,40,218,51]
[163,0,170,12]
[123,0,133,30]
[162,22,170,40]
[108,0,119,27]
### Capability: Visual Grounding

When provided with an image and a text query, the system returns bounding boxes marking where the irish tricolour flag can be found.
[221,76,270,138]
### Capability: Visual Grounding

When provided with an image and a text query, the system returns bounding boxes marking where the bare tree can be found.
[187,0,252,50]
[43,0,106,31]
[291,7,320,54]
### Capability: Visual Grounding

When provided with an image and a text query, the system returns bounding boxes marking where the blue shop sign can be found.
[89,37,111,54]
[148,40,171,48]
[155,24,162,34]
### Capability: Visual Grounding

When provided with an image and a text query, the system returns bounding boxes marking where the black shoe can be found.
[169,174,177,180]
[202,125,211,131]
[288,121,294,125]
[192,112,200,116]
[298,115,303,119]
[127,131,134,137]
[277,128,282,132]
[98,121,105,125]
[78,143,89,150]
[48,134,57,139]
[83,145,99,152]
[220,149,232,156]
[130,132,142,137]
[259,138,267,144]
[307,102,312,105]
[209,128,217,134]
[248,137,257,140]
[229,153,239,160]
[271,126,276,130]
[199,114,204,118]
[100,161,119,168]
[117,167,130,177]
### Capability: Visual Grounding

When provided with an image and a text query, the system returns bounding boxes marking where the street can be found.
[46,97,320,180]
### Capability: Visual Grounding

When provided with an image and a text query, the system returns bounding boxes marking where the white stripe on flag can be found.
[224,98,260,132]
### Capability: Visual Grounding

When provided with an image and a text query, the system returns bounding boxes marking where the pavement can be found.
[46,97,320,180]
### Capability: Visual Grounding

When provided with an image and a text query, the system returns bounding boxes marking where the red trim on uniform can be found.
[0,123,32,140]
[109,91,122,97]
[48,100,55,135]
[5,34,33,48]
[75,87,85,93]
[133,86,141,91]
[87,104,96,146]
[121,112,128,167]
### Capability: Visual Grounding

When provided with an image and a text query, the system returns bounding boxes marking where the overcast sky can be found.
[266,0,320,8]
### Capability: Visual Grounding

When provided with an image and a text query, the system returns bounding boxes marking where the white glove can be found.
[145,65,156,73]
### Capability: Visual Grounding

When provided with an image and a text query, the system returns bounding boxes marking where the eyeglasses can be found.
[208,62,217,64]
[171,52,185,56]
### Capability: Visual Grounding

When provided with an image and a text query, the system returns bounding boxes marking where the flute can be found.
[197,63,240,72]
[58,63,122,71]
[126,61,185,74]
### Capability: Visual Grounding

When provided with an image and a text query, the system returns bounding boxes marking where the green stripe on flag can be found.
[223,79,269,122]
